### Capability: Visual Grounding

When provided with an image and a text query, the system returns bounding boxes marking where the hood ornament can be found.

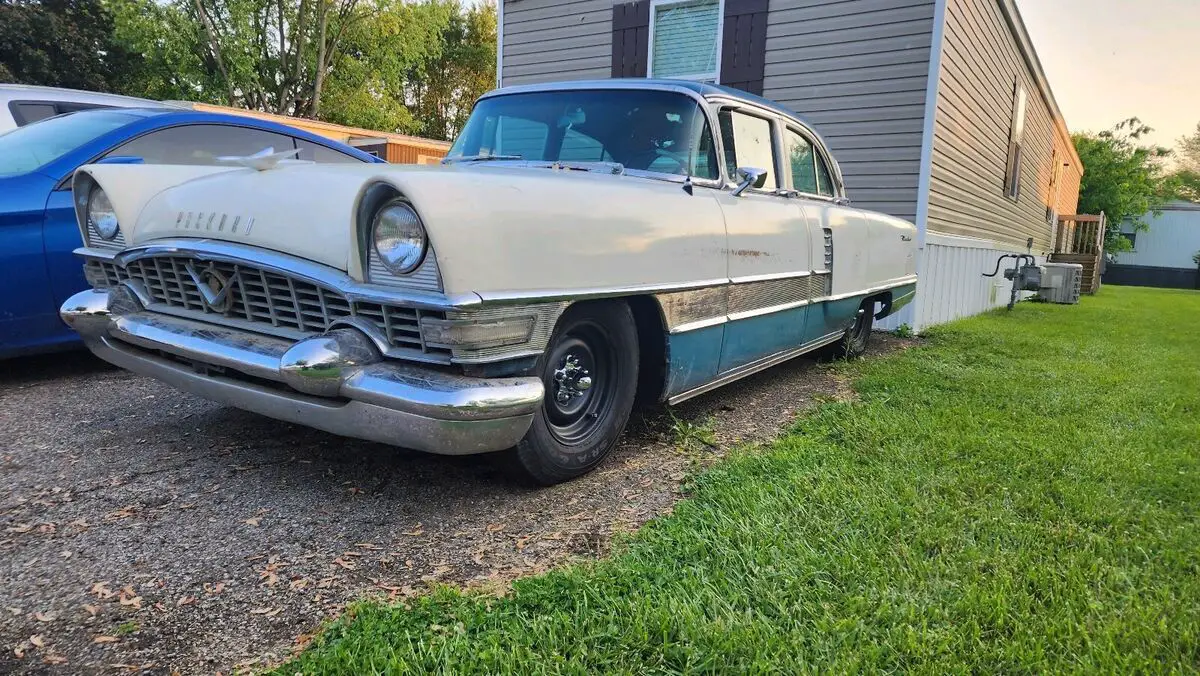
[216,147,306,171]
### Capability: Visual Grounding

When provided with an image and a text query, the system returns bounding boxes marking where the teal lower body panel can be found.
[803,295,864,345]
[663,324,724,398]
[718,305,808,373]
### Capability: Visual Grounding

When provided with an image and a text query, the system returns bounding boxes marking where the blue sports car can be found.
[0,108,383,358]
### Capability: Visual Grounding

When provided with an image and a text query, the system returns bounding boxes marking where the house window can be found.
[1120,232,1136,249]
[649,0,722,82]
[1004,81,1028,200]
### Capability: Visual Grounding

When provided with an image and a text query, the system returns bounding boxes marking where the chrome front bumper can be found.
[61,288,544,455]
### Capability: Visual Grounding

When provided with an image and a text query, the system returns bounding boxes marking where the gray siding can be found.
[763,0,936,221]
[502,0,613,85]
[927,0,1059,249]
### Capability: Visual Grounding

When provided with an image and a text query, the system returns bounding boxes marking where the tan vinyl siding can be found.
[763,0,936,222]
[927,0,1068,250]
[503,0,614,85]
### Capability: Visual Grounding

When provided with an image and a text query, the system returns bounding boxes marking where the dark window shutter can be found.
[720,0,769,95]
[611,1,650,78]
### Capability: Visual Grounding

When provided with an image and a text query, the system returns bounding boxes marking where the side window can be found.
[1004,81,1028,200]
[815,153,834,196]
[12,102,58,126]
[718,109,777,190]
[559,127,609,162]
[495,117,548,159]
[105,125,296,165]
[295,138,363,164]
[784,129,817,194]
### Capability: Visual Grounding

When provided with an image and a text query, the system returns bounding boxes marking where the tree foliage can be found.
[105,0,494,139]
[0,0,140,93]
[1165,123,1200,203]
[1073,118,1174,252]
[2,0,495,141]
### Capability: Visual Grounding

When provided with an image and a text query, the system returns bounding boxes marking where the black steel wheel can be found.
[507,301,639,486]
[827,299,874,360]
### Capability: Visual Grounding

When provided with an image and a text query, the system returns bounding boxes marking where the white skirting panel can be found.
[876,232,1041,333]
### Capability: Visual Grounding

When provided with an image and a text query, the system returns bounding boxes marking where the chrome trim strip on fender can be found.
[666,330,845,405]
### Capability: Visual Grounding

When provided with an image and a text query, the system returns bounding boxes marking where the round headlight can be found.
[87,187,120,241]
[372,200,426,274]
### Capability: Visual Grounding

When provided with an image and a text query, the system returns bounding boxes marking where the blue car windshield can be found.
[0,111,139,178]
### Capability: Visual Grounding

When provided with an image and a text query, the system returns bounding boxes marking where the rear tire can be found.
[506,301,639,486]
[826,299,874,360]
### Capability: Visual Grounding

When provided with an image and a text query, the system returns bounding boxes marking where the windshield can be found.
[447,89,719,180]
[0,110,139,178]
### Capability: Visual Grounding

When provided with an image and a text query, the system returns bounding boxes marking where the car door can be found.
[788,132,870,344]
[42,123,304,309]
[710,106,814,373]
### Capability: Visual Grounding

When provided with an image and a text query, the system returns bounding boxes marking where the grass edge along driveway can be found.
[278,286,1200,673]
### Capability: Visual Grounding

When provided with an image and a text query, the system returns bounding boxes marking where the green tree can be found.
[0,0,139,93]
[1073,118,1174,252]
[1165,123,1200,203]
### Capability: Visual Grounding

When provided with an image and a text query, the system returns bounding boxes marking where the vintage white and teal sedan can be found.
[60,80,917,485]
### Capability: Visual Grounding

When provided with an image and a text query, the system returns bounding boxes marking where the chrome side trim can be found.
[826,276,918,303]
[474,277,731,305]
[666,331,844,405]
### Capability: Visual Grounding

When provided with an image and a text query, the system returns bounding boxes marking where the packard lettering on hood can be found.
[59,79,918,487]
[176,210,256,235]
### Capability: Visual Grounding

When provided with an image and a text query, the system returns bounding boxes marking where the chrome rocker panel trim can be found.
[61,289,543,455]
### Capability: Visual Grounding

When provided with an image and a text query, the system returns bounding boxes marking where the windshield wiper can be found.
[441,154,524,164]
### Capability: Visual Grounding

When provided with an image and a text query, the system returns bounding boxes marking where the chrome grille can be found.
[87,257,448,356]
[367,247,442,291]
[86,222,125,252]
[823,228,834,270]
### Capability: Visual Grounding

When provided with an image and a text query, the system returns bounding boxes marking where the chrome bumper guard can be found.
[61,288,544,455]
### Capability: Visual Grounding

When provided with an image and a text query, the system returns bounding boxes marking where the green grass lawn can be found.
[279,286,1200,674]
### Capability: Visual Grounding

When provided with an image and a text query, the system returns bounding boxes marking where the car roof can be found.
[484,78,817,131]
[0,84,164,107]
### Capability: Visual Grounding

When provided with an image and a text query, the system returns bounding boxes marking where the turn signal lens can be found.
[420,317,535,349]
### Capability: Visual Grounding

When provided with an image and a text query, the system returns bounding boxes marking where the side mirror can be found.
[96,156,145,165]
[732,166,768,197]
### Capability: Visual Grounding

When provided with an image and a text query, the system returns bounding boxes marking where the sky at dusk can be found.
[1015,0,1200,150]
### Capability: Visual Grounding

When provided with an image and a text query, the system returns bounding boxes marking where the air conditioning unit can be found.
[1038,263,1083,304]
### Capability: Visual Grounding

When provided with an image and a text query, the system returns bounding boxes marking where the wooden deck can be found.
[1050,214,1106,294]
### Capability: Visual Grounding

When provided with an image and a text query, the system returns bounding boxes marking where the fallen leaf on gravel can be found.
[341,551,364,558]
[420,565,452,582]
[93,635,119,643]
[29,635,45,647]
[37,523,56,534]
[118,595,142,609]
[7,607,21,615]
[6,524,32,534]
[153,603,167,613]
[60,550,72,559]
[332,557,356,571]
[401,525,424,536]
[13,646,24,658]
[288,578,309,591]
[83,605,100,616]
[35,612,55,622]
[355,543,382,550]
[91,582,115,599]
[177,503,196,510]
[244,517,261,527]
[486,523,505,532]
[203,582,226,595]
[515,536,532,551]
[176,596,195,607]
[105,506,137,520]
[43,654,68,665]
[249,607,281,617]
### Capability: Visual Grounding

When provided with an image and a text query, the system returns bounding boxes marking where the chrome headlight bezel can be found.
[87,187,120,241]
[371,199,427,275]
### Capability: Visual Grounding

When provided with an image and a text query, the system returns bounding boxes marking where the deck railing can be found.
[1054,213,1107,255]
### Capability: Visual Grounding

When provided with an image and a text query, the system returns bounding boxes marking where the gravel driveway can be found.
[1,336,904,673]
